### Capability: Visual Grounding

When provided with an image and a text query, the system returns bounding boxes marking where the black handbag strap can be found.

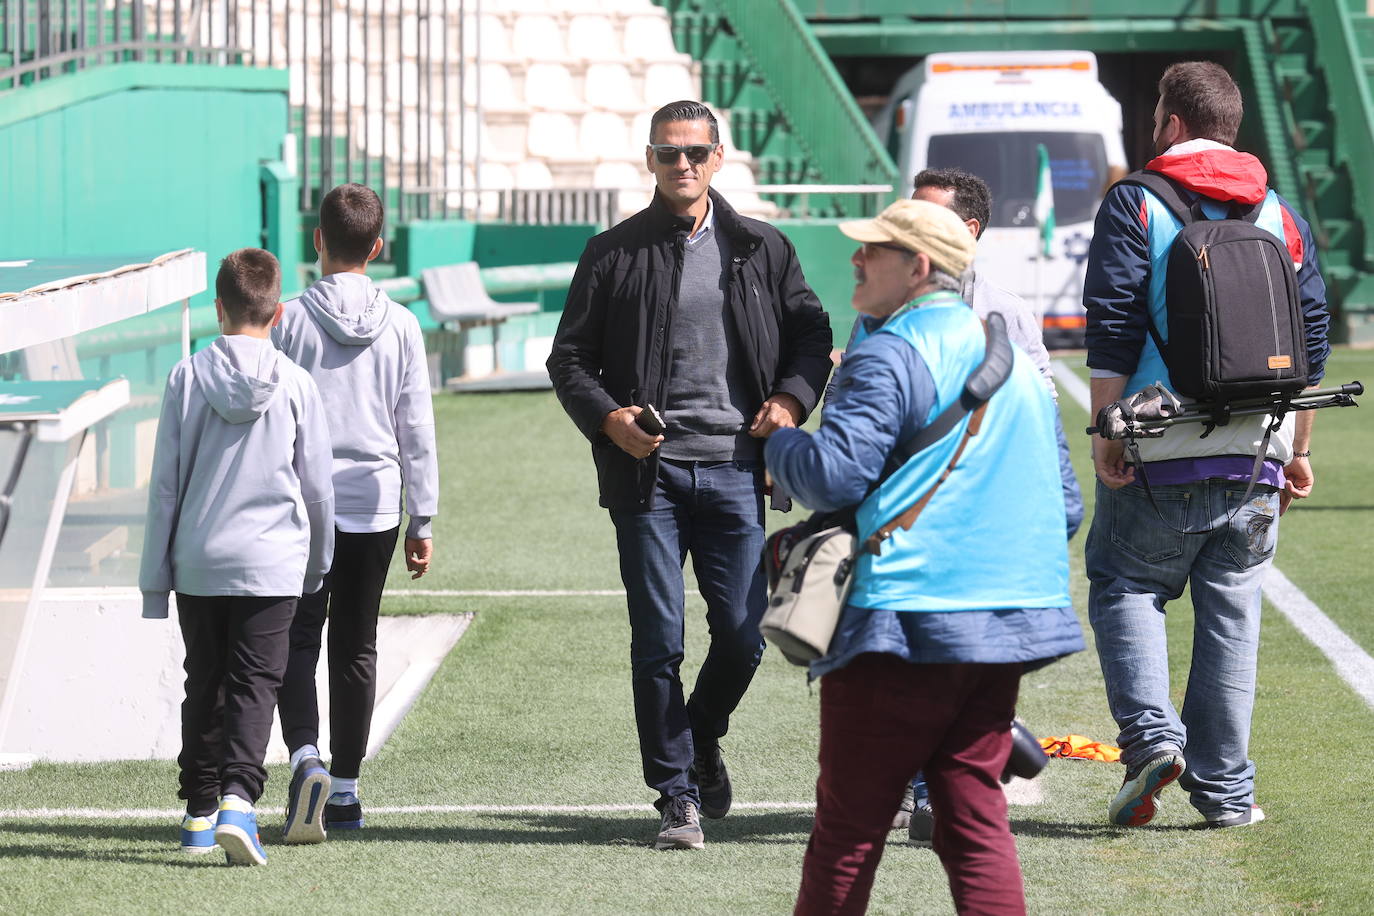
[1124,401,1288,536]
[890,311,1014,465]
[801,312,1014,551]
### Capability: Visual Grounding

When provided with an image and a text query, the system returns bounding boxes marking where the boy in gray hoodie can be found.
[273,183,439,843]
[140,248,335,866]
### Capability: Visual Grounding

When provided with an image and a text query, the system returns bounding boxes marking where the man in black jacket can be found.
[547,100,833,850]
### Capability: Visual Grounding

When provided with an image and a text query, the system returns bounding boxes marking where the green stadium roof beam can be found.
[811,18,1250,57]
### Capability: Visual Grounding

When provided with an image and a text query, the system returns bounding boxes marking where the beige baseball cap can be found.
[839,199,976,277]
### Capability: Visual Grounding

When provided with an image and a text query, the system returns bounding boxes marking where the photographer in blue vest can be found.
[767,199,1082,915]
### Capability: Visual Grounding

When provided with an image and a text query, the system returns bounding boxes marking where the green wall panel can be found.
[0,71,289,291]
[473,223,598,312]
[0,64,294,470]
[776,219,860,349]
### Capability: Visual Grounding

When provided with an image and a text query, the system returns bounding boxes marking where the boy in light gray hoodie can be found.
[273,183,439,844]
[140,248,335,866]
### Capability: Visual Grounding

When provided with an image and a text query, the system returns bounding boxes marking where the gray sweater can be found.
[660,212,756,461]
[140,335,336,618]
[273,273,439,539]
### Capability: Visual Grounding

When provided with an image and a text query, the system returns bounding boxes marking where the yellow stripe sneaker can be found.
[179,813,218,854]
[215,796,267,866]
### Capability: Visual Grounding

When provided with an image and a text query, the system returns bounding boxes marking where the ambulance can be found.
[874,51,1128,348]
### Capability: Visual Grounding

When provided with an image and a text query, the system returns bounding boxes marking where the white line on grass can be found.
[1050,358,1092,410]
[0,780,1045,821]
[1262,568,1374,711]
[384,589,626,598]
[0,802,813,820]
[1052,357,1374,713]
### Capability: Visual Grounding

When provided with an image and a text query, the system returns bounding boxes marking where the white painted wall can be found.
[1,589,468,764]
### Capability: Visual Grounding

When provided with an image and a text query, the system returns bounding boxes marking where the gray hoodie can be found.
[139,335,336,618]
[273,273,438,539]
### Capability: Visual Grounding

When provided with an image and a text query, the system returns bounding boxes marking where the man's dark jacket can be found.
[547,187,834,511]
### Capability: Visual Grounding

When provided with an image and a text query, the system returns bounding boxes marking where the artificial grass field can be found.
[0,350,1370,914]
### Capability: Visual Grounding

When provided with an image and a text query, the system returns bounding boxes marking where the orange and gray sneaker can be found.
[1109,748,1186,827]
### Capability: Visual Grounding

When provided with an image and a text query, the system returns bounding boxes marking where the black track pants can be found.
[177,594,296,812]
[277,527,399,779]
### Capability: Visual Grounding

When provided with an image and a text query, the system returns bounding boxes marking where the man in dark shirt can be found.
[547,100,832,850]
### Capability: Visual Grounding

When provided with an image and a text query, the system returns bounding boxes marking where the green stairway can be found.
[656,0,897,218]
[1298,2,1374,345]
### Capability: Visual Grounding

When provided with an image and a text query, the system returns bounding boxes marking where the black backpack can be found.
[1118,169,1309,414]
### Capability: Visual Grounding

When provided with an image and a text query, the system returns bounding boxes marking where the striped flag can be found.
[1034,143,1055,258]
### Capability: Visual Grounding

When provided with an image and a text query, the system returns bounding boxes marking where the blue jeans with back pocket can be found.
[1085,478,1280,818]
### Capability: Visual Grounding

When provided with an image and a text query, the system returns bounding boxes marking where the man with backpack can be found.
[1084,61,1330,829]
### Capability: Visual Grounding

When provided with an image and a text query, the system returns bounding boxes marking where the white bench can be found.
[420,262,540,385]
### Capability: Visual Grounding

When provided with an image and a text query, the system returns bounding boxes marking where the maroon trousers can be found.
[795,653,1025,916]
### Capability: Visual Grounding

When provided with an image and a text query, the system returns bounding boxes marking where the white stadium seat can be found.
[621,14,685,64]
[514,160,555,189]
[643,62,698,109]
[592,160,649,190]
[527,111,590,161]
[510,14,569,61]
[567,15,618,59]
[467,14,518,62]
[584,63,642,113]
[580,111,634,160]
[465,63,525,113]
[524,62,587,112]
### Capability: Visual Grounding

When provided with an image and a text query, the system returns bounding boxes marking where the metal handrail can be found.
[702,0,898,191]
[74,262,578,360]
[2,41,250,83]
[1308,2,1374,266]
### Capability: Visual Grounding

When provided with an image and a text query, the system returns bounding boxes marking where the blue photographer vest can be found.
[847,294,1070,612]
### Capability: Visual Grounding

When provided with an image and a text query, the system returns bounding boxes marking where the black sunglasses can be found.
[650,143,718,165]
[863,241,912,257]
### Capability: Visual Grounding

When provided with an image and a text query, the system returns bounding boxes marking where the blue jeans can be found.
[609,458,768,810]
[1056,415,1084,540]
[1085,478,1280,817]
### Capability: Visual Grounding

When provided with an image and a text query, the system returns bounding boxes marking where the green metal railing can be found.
[1307,2,1374,268]
[1239,21,1300,206]
[702,0,897,209]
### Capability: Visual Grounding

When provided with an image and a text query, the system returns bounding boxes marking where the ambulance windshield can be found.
[926,131,1108,228]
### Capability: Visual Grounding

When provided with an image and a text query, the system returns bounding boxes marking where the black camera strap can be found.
[1123,398,1289,536]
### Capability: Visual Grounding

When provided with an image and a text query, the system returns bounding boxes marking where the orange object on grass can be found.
[1040,734,1122,763]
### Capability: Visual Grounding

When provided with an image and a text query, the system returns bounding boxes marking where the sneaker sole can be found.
[1110,754,1185,827]
[653,835,705,851]
[282,770,330,845]
[215,825,267,866]
[325,816,364,830]
[180,842,219,855]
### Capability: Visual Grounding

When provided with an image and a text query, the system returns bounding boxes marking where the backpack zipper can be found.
[1197,244,1211,269]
